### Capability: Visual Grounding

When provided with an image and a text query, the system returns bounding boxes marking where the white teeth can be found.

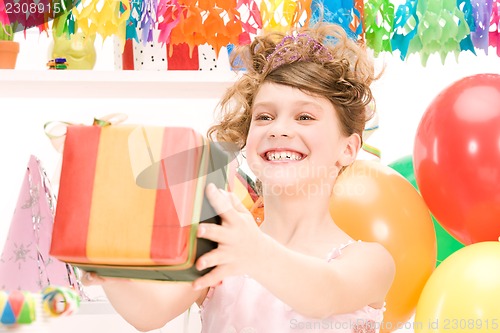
[266,151,303,161]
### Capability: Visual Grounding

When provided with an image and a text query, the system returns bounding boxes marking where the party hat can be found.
[0,155,78,292]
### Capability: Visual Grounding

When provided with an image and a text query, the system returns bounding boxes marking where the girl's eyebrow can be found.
[253,100,324,112]
[252,101,275,109]
[251,102,276,114]
[294,101,325,113]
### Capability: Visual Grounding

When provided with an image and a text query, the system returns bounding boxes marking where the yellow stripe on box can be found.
[86,126,164,265]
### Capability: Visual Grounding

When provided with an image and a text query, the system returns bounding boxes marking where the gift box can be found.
[50,125,231,281]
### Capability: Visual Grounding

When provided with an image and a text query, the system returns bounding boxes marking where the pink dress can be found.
[200,241,385,333]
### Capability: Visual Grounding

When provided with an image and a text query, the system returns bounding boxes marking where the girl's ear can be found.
[338,133,361,167]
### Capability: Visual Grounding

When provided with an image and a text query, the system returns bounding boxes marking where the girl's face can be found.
[245,82,357,197]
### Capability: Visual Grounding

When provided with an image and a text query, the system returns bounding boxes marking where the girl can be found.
[83,22,395,333]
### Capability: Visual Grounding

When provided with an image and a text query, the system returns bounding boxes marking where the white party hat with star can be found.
[0,155,78,292]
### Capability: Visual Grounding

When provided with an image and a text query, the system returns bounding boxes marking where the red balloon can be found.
[414,74,500,245]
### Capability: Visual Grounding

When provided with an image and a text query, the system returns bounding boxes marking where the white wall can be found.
[371,50,500,165]
[1,27,500,332]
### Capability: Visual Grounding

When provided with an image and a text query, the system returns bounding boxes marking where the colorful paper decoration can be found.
[353,0,365,40]
[156,0,181,46]
[0,0,9,25]
[391,0,419,60]
[407,0,471,65]
[123,0,142,42]
[235,0,263,44]
[260,0,310,32]
[457,0,477,55]
[0,287,80,327]
[0,156,78,293]
[42,286,80,317]
[488,0,500,55]
[470,0,492,53]
[0,290,36,326]
[71,0,130,50]
[311,0,360,39]
[52,6,77,38]
[139,0,157,44]
[4,0,498,65]
[364,0,395,55]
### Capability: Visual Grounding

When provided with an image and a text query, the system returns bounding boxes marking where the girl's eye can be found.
[298,114,314,121]
[255,114,273,121]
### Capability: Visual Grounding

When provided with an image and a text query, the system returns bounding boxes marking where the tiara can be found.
[264,33,334,72]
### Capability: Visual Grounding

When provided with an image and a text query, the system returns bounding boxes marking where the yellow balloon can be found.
[415,241,500,333]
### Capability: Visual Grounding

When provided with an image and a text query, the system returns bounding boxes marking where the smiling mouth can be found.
[264,151,305,161]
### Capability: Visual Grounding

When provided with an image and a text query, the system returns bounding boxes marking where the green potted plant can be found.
[0,4,20,69]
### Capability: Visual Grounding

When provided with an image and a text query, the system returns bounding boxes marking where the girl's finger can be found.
[197,222,228,243]
[195,248,228,271]
[205,184,242,224]
[193,265,227,291]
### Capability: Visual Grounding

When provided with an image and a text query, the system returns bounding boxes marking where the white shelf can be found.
[0,70,239,99]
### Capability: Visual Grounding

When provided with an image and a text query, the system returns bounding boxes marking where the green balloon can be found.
[388,155,465,267]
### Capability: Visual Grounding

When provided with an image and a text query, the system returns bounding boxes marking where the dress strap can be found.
[326,240,360,262]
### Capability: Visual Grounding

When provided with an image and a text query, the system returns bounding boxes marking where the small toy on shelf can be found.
[47,58,68,70]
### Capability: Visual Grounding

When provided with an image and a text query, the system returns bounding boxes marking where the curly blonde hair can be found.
[208,22,377,153]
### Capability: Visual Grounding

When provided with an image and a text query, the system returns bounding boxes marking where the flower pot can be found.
[0,41,20,69]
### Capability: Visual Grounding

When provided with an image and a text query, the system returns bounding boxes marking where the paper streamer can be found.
[0,0,9,25]
[125,0,143,42]
[52,8,78,38]
[168,2,203,57]
[140,0,158,44]
[260,0,307,32]
[156,0,181,45]
[391,0,419,60]
[72,0,130,47]
[408,0,470,65]
[204,6,241,56]
[488,0,500,55]
[353,0,365,40]
[311,0,360,39]
[162,0,248,57]
[471,0,493,53]
[236,0,263,44]
[0,290,36,326]
[4,0,50,35]
[48,0,500,64]
[364,0,395,55]
[457,0,477,55]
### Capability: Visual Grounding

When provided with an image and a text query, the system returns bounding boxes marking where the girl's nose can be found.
[268,119,293,138]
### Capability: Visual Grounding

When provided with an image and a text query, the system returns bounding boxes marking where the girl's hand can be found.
[193,183,268,290]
